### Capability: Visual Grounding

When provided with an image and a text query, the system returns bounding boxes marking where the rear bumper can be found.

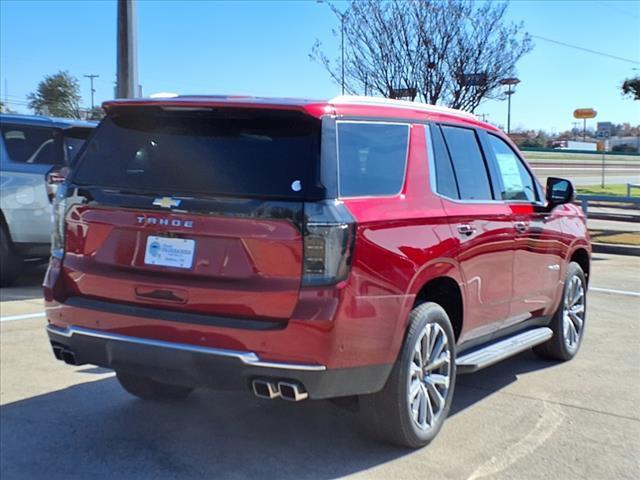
[47,324,392,400]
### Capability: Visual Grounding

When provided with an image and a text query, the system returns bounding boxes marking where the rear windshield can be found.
[72,109,322,199]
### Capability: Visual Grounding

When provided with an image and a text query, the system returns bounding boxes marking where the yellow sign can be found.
[573,108,597,119]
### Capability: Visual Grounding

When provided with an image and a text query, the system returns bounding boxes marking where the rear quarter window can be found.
[337,122,409,197]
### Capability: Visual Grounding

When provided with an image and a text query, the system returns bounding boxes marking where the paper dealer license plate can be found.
[144,236,195,269]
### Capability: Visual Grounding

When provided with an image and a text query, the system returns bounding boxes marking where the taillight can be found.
[51,182,68,258]
[302,200,355,286]
[46,167,69,202]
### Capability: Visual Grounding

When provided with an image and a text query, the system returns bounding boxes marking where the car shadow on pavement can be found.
[452,349,556,415]
[0,351,558,480]
[0,262,47,302]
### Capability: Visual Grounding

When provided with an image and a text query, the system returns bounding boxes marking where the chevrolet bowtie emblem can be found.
[152,197,181,209]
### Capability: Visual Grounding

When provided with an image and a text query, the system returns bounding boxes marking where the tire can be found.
[360,302,456,448]
[0,225,23,287]
[116,371,194,401]
[533,262,587,361]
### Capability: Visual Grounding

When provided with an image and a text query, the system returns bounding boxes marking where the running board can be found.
[456,327,553,374]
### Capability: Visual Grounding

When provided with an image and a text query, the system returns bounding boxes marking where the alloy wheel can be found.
[407,322,452,431]
[563,275,585,353]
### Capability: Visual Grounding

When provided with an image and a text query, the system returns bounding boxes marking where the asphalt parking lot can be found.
[1,254,639,480]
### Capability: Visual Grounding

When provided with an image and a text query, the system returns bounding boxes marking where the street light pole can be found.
[84,74,99,111]
[500,77,520,135]
[341,13,345,95]
[506,85,513,134]
[116,0,138,99]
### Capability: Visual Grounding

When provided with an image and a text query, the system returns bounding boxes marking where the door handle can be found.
[515,221,529,233]
[456,224,476,236]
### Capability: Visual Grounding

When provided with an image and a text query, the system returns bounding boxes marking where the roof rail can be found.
[329,95,477,120]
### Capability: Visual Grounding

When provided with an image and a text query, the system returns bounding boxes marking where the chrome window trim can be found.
[47,324,326,371]
[335,120,411,199]
[425,124,545,207]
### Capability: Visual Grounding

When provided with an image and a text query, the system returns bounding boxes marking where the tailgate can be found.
[59,106,323,323]
[62,201,303,320]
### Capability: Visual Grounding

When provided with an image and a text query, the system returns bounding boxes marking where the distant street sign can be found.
[596,121,613,139]
[389,87,417,100]
[462,73,487,86]
[573,108,597,119]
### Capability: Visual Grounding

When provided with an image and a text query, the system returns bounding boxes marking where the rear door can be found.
[482,133,563,323]
[430,124,515,343]
[63,108,323,322]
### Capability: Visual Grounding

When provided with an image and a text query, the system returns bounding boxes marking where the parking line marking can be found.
[591,287,640,297]
[0,312,46,322]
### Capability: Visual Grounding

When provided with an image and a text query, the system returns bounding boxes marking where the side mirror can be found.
[546,177,574,208]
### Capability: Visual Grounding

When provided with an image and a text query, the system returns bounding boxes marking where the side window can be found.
[429,125,459,199]
[0,125,59,165]
[487,134,537,202]
[440,125,493,200]
[337,122,409,197]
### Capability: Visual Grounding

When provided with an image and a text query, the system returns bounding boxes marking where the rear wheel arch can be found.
[569,247,590,285]
[413,276,464,342]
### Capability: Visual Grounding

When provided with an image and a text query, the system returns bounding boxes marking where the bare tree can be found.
[311,0,533,112]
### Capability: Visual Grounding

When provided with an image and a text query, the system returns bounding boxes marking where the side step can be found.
[456,327,553,374]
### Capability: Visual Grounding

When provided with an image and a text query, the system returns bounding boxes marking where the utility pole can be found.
[116,0,138,99]
[84,74,99,110]
[478,113,489,122]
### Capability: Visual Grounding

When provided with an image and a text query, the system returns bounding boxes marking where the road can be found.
[1,255,639,480]
[524,153,640,186]
[530,167,640,187]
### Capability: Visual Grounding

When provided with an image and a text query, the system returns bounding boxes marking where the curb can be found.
[592,242,640,256]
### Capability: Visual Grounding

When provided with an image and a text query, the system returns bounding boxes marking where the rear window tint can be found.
[72,110,322,199]
[337,122,409,197]
[440,126,493,201]
[429,125,459,199]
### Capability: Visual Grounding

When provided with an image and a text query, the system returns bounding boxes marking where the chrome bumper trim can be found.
[46,324,326,372]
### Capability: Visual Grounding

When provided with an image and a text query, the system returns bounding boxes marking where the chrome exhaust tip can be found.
[252,379,280,399]
[61,349,77,365]
[51,344,64,361]
[277,381,309,402]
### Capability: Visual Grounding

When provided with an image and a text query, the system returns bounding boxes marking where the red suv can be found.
[44,95,590,448]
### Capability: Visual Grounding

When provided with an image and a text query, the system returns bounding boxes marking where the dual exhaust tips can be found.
[252,379,308,402]
[51,344,78,365]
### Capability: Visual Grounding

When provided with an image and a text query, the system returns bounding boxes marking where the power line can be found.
[531,35,640,65]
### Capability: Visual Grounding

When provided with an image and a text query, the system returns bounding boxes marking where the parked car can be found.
[44,96,590,448]
[0,114,96,285]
